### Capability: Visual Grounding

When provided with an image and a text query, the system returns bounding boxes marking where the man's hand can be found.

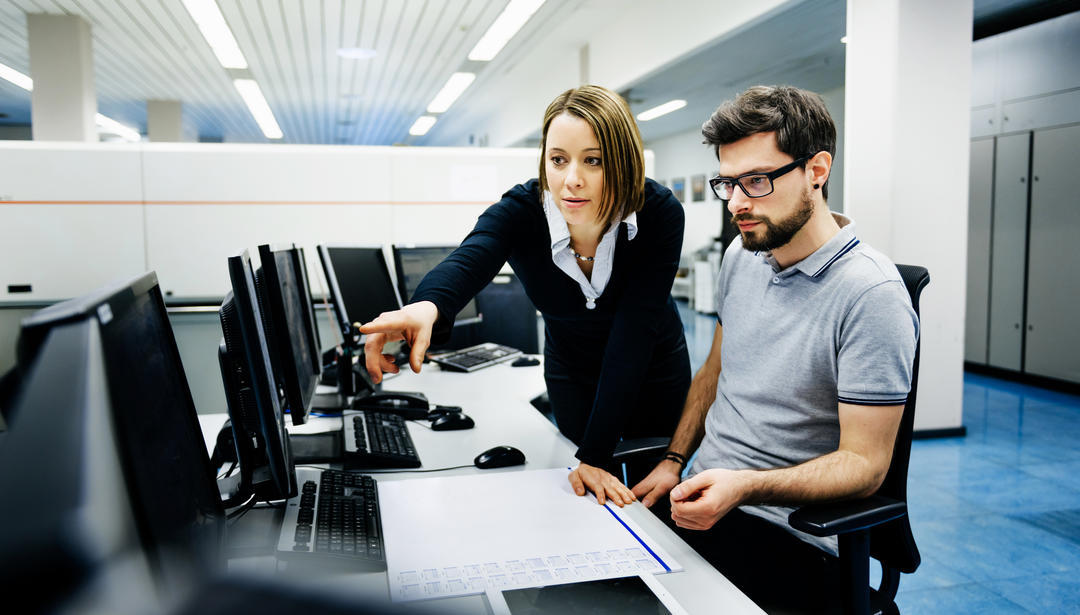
[568,462,636,507]
[357,301,439,384]
[669,468,751,531]
[630,460,683,508]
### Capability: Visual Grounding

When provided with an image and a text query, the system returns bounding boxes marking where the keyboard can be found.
[276,468,385,570]
[342,409,421,469]
[429,342,522,372]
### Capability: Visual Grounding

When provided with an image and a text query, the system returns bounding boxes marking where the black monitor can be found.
[256,243,319,426]
[317,244,402,340]
[391,244,481,325]
[218,250,297,503]
[293,246,324,375]
[0,272,225,610]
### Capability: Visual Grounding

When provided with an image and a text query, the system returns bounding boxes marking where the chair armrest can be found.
[611,437,671,462]
[788,495,907,537]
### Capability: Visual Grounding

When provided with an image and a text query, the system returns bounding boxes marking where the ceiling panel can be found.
[0,0,1061,144]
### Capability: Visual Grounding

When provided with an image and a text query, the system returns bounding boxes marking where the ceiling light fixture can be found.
[636,99,687,122]
[409,115,437,136]
[426,72,476,113]
[337,48,377,60]
[467,0,546,62]
[95,114,142,142]
[233,79,283,139]
[0,61,32,91]
[181,0,249,69]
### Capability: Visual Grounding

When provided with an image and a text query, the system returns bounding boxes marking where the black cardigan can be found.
[412,178,686,466]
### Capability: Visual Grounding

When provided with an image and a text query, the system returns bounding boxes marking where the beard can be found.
[733,188,814,252]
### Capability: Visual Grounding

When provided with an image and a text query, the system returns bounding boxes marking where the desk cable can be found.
[294,463,475,474]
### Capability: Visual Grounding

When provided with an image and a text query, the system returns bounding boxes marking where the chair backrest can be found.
[869,264,929,573]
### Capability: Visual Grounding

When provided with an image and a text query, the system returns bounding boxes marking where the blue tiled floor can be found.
[675,301,1080,614]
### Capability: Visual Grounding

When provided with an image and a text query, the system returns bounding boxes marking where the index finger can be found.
[357,312,410,335]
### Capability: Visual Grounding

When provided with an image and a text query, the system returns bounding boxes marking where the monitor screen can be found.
[317,245,401,336]
[391,245,481,324]
[256,244,318,426]
[219,251,296,503]
[2,272,225,606]
[293,246,323,375]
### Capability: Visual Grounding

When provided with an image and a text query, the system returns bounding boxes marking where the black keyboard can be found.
[429,342,522,372]
[342,410,421,469]
[276,468,384,570]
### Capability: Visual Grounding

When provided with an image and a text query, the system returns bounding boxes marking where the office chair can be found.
[788,264,929,615]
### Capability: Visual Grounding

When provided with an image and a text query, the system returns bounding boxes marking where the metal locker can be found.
[966,138,995,364]
[987,133,1029,371]
[1025,124,1080,384]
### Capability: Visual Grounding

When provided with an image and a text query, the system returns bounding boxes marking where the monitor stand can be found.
[289,430,342,464]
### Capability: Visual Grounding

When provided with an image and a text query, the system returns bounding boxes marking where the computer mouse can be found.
[431,412,475,431]
[473,445,526,469]
[511,356,540,367]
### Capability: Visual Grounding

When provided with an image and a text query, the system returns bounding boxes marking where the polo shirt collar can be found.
[763,212,858,278]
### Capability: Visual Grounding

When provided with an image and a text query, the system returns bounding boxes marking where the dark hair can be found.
[539,85,645,227]
[702,85,836,199]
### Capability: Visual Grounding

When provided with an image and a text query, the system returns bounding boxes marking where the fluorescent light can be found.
[468,0,546,61]
[233,79,283,139]
[0,61,32,91]
[636,99,687,122]
[182,0,248,69]
[426,72,475,113]
[95,114,141,142]
[840,35,849,44]
[409,115,437,136]
[337,47,377,60]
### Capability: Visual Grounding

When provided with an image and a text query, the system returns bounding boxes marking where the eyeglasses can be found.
[709,154,812,200]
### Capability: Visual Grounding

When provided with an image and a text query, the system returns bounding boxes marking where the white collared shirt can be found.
[542,190,638,310]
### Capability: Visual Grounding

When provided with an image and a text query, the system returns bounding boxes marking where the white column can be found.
[844,0,972,432]
[27,14,97,141]
[147,100,183,142]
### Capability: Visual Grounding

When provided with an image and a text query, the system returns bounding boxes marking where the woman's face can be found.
[545,112,604,229]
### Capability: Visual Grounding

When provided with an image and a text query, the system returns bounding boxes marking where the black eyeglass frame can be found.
[709,154,813,201]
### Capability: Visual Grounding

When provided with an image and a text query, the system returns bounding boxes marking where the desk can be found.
[203,360,764,614]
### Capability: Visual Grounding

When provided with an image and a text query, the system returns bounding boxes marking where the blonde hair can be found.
[539,85,645,228]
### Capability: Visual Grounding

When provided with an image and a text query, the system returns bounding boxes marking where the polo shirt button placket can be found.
[772,276,781,284]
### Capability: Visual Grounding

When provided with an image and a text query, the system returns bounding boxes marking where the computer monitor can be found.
[317,244,402,341]
[218,250,297,503]
[391,244,481,325]
[256,243,319,425]
[293,246,324,375]
[0,272,225,610]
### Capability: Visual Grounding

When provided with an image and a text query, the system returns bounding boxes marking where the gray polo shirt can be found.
[690,214,918,554]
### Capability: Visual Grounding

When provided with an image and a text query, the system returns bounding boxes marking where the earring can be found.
[813,184,820,189]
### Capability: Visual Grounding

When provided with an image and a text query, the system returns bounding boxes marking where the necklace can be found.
[570,245,595,262]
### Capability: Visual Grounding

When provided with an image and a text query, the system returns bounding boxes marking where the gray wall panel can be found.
[966,138,994,364]
[987,133,1029,371]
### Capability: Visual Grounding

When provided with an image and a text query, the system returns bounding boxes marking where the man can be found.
[631,85,918,612]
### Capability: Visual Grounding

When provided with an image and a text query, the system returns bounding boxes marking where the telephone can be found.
[349,362,430,419]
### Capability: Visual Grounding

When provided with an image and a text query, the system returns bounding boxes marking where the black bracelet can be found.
[663,451,687,467]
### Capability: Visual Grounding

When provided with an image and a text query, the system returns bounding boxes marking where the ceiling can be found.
[0,0,1066,146]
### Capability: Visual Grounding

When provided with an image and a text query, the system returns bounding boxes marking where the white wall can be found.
[845,0,972,432]
[0,142,540,302]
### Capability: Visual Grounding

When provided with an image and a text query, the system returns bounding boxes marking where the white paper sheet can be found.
[377,468,681,602]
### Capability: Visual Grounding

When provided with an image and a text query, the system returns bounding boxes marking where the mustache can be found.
[731,213,764,224]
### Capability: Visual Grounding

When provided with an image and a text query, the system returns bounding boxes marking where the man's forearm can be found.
[667,366,719,458]
[740,449,887,506]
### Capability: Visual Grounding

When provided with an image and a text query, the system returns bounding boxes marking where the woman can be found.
[360,85,690,506]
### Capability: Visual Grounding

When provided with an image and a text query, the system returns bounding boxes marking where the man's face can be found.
[718,132,813,252]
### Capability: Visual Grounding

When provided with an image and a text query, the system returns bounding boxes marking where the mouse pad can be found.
[377,468,681,602]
